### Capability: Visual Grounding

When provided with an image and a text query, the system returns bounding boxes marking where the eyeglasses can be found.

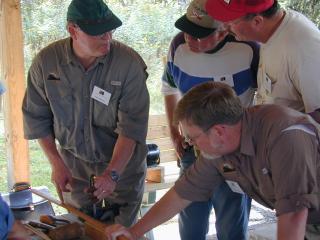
[184,124,214,145]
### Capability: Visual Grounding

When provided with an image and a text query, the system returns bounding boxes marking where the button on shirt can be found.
[22,38,149,173]
[174,105,320,224]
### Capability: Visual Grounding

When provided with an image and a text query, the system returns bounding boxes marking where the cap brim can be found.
[78,14,122,36]
[205,0,246,22]
[175,14,216,39]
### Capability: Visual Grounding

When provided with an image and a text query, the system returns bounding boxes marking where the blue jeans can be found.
[179,148,251,240]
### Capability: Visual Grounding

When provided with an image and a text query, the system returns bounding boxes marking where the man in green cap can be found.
[22,0,149,227]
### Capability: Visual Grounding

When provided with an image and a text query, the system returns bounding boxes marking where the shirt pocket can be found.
[45,80,73,138]
[92,87,121,130]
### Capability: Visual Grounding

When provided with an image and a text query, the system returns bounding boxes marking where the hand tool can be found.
[40,214,70,226]
[27,220,54,233]
[89,174,98,218]
[31,188,129,240]
[23,222,52,240]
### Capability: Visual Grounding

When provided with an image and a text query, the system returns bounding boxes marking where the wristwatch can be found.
[109,170,120,183]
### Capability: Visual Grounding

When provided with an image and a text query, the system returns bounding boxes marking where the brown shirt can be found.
[174,105,320,224]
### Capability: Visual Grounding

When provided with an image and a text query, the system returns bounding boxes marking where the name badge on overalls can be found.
[91,86,111,106]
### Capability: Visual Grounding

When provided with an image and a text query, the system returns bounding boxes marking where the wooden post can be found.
[0,0,30,189]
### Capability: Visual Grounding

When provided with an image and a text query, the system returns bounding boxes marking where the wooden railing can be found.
[145,114,180,192]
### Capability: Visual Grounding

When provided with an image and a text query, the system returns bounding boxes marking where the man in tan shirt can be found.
[105,82,320,240]
[22,0,149,226]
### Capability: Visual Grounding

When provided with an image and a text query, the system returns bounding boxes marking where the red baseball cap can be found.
[205,0,274,22]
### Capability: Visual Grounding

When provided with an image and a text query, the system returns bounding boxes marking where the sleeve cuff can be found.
[275,193,319,216]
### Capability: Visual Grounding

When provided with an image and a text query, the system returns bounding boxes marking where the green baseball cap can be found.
[67,0,122,36]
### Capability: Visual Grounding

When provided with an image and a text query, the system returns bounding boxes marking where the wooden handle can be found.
[23,223,52,240]
[31,189,105,227]
[31,189,131,240]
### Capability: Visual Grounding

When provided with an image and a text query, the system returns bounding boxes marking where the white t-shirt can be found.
[257,10,320,113]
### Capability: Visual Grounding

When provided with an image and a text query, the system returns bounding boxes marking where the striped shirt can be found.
[162,32,260,107]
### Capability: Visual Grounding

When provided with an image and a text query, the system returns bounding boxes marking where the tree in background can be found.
[287,0,320,27]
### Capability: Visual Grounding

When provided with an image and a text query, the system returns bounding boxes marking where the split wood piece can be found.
[31,188,128,240]
[48,222,85,240]
[146,166,164,183]
[23,223,51,240]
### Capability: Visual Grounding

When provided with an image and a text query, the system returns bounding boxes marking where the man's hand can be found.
[105,224,137,240]
[94,173,117,200]
[38,135,73,202]
[51,160,73,202]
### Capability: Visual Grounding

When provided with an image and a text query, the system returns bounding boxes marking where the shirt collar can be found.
[206,35,234,54]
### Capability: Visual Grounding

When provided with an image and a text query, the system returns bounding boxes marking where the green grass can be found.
[0,138,66,214]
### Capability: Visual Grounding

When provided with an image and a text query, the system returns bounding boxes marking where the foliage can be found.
[286,0,320,27]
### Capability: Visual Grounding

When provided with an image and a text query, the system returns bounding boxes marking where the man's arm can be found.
[38,135,72,201]
[277,208,308,240]
[164,94,187,160]
[105,188,191,240]
[94,134,136,200]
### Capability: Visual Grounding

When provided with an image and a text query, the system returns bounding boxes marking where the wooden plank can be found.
[147,137,174,151]
[23,223,52,240]
[146,166,164,183]
[148,114,168,126]
[145,162,179,193]
[31,189,105,228]
[0,0,29,187]
[147,125,170,139]
[160,150,178,163]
